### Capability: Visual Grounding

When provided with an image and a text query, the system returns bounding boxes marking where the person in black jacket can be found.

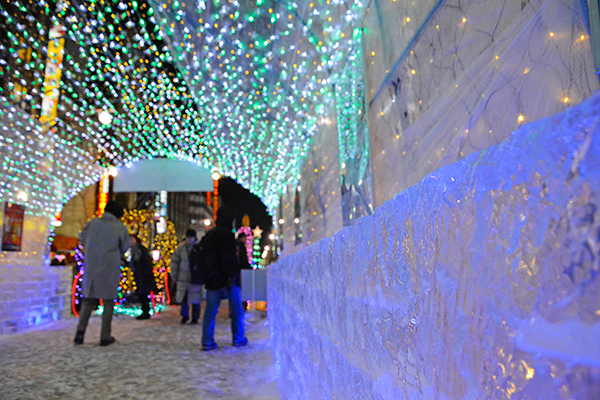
[129,234,156,320]
[201,207,248,351]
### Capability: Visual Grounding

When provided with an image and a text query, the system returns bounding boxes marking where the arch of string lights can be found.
[0,0,368,211]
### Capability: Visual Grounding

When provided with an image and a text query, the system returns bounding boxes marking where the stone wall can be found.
[268,90,600,398]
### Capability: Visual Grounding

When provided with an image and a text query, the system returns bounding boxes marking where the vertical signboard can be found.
[39,23,65,125]
[2,203,25,251]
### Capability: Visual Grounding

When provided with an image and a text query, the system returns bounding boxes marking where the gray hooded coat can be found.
[170,241,193,304]
[79,212,130,299]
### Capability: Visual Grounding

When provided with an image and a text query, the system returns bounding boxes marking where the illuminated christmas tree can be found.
[252,226,263,269]
[71,210,178,316]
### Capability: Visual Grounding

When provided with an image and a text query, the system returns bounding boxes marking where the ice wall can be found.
[278,0,599,253]
[368,0,600,207]
[269,90,600,398]
[0,213,73,334]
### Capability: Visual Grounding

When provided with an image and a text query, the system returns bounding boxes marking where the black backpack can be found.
[189,231,218,285]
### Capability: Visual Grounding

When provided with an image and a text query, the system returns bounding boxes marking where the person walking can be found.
[73,201,130,346]
[129,234,156,320]
[201,207,248,351]
[170,229,202,324]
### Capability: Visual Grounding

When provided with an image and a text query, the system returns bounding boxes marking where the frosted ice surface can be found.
[269,91,600,398]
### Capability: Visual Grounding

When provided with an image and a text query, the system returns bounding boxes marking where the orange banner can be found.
[40,23,65,125]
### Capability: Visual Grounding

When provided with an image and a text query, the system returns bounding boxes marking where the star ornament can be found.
[252,226,263,238]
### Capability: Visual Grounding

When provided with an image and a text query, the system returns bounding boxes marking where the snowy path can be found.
[0,305,282,400]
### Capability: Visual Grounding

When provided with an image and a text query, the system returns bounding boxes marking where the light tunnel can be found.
[2,0,600,398]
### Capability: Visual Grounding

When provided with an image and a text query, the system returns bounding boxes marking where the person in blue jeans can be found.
[201,207,248,351]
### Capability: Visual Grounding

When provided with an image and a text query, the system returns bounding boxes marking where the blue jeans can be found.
[202,285,245,346]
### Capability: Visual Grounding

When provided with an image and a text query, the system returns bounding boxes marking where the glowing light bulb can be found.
[98,110,113,125]
[157,217,167,234]
[16,191,29,202]
[151,249,161,261]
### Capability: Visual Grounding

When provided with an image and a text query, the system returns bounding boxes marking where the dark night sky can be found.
[217,177,272,238]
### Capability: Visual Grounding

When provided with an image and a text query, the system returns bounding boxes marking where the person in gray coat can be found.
[74,201,130,346]
[170,229,202,324]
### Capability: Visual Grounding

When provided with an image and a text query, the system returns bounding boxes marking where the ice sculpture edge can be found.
[268,92,600,399]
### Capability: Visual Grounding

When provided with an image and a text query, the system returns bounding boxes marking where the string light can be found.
[0,0,365,214]
[146,0,373,208]
[2,0,562,221]
[122,209,178,304]
[1,0,204,216]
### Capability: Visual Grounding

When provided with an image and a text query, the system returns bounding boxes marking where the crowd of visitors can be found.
[73,202,249,350]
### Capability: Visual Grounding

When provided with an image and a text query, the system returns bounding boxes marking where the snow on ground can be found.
[0,304,282,400]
